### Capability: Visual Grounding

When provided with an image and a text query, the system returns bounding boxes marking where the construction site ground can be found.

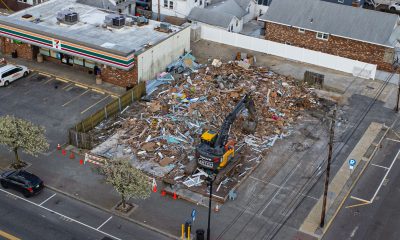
[2,40,399,240]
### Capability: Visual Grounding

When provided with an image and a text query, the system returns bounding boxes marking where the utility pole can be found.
[157,0,160,21]
[320,106,337,228]
[207,175,214,240]
[395,73,400,112]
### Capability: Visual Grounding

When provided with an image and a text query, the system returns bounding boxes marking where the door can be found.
[32,45,39,60]
[60,53,73,65]
[7,176,24,191]
[7,68,22,83]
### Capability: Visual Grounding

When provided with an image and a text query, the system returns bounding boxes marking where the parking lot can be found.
[0,72,114,150]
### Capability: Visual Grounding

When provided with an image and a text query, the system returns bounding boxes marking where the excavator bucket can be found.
[242,119,257,133]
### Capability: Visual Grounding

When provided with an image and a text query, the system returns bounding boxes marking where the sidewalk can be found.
[2,55,126,96]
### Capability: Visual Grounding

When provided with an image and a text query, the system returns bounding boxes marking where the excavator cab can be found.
[200,130,218,147]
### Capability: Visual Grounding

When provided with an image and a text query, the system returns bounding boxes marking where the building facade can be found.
[0,0,190,87]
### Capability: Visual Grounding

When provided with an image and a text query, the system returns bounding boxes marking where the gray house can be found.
[77,0,135,14]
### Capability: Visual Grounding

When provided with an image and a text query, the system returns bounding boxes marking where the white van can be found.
[0,64,30,87]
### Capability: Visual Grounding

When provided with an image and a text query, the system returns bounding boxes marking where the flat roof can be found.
[0,0,183,56]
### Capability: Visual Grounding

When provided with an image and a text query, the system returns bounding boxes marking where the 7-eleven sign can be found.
[52,39,62,50]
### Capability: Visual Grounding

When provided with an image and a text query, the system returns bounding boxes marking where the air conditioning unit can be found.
[57,9,78,25]
[137,16,149,25]
[105,14,126,28]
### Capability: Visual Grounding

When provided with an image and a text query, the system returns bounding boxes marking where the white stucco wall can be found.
[228,17,243,33]
[243,1,257,23]
[256,4,268,16]
[152,0,205,18]
[137,26,191,82]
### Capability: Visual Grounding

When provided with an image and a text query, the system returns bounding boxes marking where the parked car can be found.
[0,170,44,197]
[0,64,29,87]
[389,2,400,11]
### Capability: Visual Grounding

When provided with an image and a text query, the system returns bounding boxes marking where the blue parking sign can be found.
[191,209,196,222]
[349,159,356,167]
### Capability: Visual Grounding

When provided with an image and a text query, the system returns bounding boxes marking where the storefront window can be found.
[84,60,95,68]
[50,50,60,59]
[73,57,84,66]
[39,48,50,56]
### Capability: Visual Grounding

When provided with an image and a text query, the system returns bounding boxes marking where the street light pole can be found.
[207,176,214,240]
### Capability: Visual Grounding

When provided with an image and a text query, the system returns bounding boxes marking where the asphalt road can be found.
[323,135,400,240]
[0,187,172,240]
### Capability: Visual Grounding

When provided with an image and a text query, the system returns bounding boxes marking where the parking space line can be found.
[80,95,110,114]
[55,77,69,83]
[0,188,122,240]
[62,89,91,107]
[371,163,389,170]
[75,83,89,89]
[386,138,400,143]
[39,193,56,206]
[42,78,54,84]
[91,88,106,95]
[62,82,74,89]
[39,73,52,78]
[97,216,113,230]
[0,230,21,240]
[350,196,370,204]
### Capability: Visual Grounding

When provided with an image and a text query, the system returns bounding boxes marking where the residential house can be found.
[77,0,136,15]
[152,0,206,18]
[188,0,256,32]
[322,0,365,7]
[0,0,48,12]
[0,0,190,87]
[259,0,400,71]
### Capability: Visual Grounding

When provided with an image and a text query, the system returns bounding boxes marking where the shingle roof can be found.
[210,0,248,18]
[260,0,399,46]
[188,7,235,29]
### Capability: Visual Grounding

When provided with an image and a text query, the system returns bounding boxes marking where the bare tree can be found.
[0,115,49,168]
[101,157,151,209]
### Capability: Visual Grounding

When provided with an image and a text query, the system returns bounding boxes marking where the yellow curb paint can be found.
[0,230,21,240]
[74,83,89,89]
[91,88,106,95]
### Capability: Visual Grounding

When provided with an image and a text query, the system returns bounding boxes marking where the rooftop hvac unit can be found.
[105,14,126,28]
[137,16,149,25]
[57,9,78,25]
[160,22,171,31]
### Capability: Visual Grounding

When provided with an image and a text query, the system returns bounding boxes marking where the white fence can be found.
[200,25,377,79]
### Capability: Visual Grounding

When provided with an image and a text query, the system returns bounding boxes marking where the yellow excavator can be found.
[195,93,257,172]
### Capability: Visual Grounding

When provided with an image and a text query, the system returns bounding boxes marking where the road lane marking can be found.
[97,216,113,230]
[39,193,56,206]
[0,188,122,240]
[350,196,370,204]
[80,95,110,114]
[0,230,20,240]
[62,89,91,107]
[258,162,301,216]
[249,176,319,201]
[370,149,400,203]
[371,163,389,170]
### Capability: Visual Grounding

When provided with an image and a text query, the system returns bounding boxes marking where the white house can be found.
[188,0,256,33]
[77,0,136,15]
[152,0,206,18]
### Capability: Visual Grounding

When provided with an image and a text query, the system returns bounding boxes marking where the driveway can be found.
[0,72,114,150]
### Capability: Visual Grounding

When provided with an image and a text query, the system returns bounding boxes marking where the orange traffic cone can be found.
[214,203,220,212]
[62,149,66,156]
[161,190,166,196]
[152,184,157,193]
[57,144,61,150]
[69,152,75,159]
[79,159,84,165]
[173,192,177,200]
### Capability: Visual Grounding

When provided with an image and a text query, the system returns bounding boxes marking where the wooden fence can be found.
[69,81,146,149]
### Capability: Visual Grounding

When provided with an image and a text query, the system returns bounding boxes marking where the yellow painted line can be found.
[110,94,118,98]
[0,230,21,240]
[91,88,106,95]
[42,78,53,84]
[39,72,52,78]
[62,82,74,90]
[81,95,110,114]
[74,83,89,89]
[345,201,371,209]
[350,196,370,204]
[62,89,91,107]
[55,77,69,83]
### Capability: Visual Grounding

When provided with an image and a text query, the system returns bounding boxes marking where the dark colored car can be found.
[0,170,44,197]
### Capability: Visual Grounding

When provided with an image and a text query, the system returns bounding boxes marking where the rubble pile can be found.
[113,61,319,176]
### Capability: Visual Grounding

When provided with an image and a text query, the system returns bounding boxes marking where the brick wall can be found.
[101,64,138,87]
[0,37,33,60]
[264,22,394,71]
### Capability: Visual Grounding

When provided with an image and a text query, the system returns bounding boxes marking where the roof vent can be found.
[57,9,78,25]
[105,14,125,28]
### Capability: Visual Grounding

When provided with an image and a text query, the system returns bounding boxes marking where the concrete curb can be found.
[45,185,179,240]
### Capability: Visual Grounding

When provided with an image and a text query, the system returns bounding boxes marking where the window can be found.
[39,48,50,56]
[50,50,58,59]
[164,0,168,7]
[316,32,329,40]
[84,60,95,68]
[195,0,197,3]
[2,70,12,78]
[73,57,84,66]
[169,1,173,9]
[298,28,305,33]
